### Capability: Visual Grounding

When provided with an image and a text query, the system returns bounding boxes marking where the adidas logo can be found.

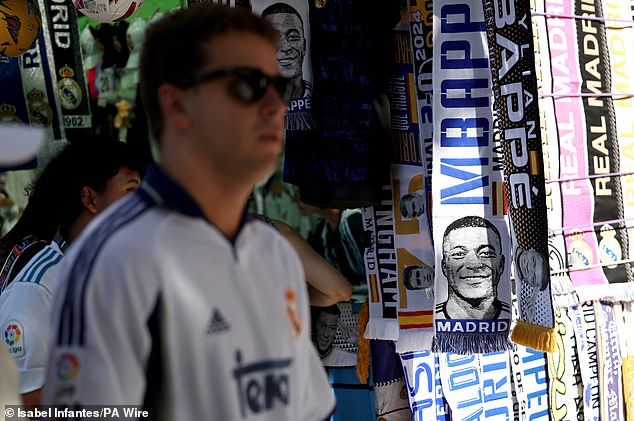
[207,309,230,335]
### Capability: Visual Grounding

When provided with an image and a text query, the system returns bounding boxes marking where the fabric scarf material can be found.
[315,302,359,367]
[576,0,633,295]
[435,352,516,419]
[39,0,91,131]
[431,0,512,354]
[20,32,64,143]
[617,302,634,421]
[602,0,634,298]
[610,0,634,284]
[595,302,624,421]
[509,343,550,421]
[532,0,578,308]
[401,350,451,420]
[438,353,484,420]
[362,186,400,340]
[251,0,314,131]
[409,0,435,210]
[543,0,609,304]
[388,20,435,352]
[547,307,584,421]
[572,303,602,421]
[481,0,556,351]
[480,351,513,419]
[371,340,411,420]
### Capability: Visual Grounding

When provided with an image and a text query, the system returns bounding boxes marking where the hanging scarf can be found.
[0,54,34,173]
[39,0,91,132]
[388,17,435,353]
[509,344,550,421]
[252,0,314,131]
[595,301,625,421]
[540,0,609,304]
[603,0,634,299]
[282,0,398,209]
[408,0,434,212]
[510,369,522,421]
[509,296,550,421]
[437,351,512,419]
[400,349,438,420]
[480,0,556,352]
[362,185,400,340]
[20,31,65,157]
[572,303,602,421]
[576,0,633,296]
[438,353,485,420]
[312,302,359,367]
[370,340,412,420]
[547,307,584,421]
[431,0,512,354]
[480,351,513,419]
[618,302,634,421]
[531,0,578,308]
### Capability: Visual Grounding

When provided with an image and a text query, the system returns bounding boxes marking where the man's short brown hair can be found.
[140,4,279,142]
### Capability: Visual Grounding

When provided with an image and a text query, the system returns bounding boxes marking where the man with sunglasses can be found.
[43,5,334,420]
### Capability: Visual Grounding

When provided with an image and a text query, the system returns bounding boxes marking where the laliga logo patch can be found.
[3,320,25,357]
[56,353,80,382]
[285,288,302,339]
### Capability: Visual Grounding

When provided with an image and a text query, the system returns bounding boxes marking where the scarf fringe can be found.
[551,275,580,308]
[511,320,557,353]
[285,111,315,131]
[576,283,634,304]
[432,332,512,355]
[395,330,434,354]
[600,282,634,302]
[364,319,400,341]
[552,291,581,309]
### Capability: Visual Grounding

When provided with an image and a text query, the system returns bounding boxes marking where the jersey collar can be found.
[139,164,252,230]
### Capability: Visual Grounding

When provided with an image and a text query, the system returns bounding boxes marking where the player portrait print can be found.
[311,303,358,367]
[435,215,511,321]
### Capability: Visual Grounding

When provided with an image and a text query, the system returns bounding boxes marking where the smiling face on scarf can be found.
[264,10,305,79]
[315,309,338,356]
[441,225,505,305]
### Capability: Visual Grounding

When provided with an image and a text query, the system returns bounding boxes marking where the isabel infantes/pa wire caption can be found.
[4,406,150,420]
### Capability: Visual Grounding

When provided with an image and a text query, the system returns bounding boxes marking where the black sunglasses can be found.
[187,66,303,103]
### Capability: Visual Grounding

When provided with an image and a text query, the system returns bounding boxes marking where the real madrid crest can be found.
[57,65,82,110]
[315,0,326,8]
[27,89,53,127]
[567,228,593,268]
[0,103,22,124]
[598,224,621,269]
[285,287,302,339]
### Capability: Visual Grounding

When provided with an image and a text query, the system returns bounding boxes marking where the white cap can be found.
[0,125,45,166]
[126,18,147,69]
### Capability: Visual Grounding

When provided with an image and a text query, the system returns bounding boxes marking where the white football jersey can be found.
[0,241,64,393]
[43,166,335,420]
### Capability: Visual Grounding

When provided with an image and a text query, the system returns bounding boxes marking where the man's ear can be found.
[81,186,99,214]
[157,83,190,131]
[441,258,447,277]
